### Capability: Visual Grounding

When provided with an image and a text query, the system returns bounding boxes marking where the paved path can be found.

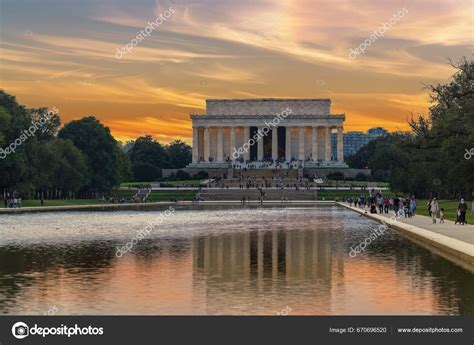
[343,204,474,245]
[337,202,474,271]
[380,210,474,245]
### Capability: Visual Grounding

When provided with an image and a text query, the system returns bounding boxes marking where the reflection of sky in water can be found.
[0,206,473,315]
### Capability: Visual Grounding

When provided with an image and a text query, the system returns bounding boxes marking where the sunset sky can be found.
[1,0,472,144]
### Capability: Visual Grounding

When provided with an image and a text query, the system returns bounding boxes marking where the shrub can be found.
[193,170,209,179]
[355,172,367,181]
[327,172,345,180]
[176,170,191,180]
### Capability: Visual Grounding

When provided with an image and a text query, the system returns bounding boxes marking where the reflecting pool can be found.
[0,206,472,315]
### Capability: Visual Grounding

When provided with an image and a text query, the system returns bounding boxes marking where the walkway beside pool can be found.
[337,202,474,272]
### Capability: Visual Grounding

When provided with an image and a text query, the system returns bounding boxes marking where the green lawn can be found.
[325,179,390,187]
[416,199,472,222]
[120,180,203,188]
[113,189,196,201]
[19,199,99,207]
[164,180,203,186]
[7,190,196,208]
[111,190,137,199]
[316,190,395,200]
[119,182,153,187]
[147,190,196,201]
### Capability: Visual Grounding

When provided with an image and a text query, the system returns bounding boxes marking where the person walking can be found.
[427,198,432,217]
[409,196,417,217]
[457,198,468,225]
[440,208,445,223]
[384,197,389,214]
[377,195,384,213]
[430,198,439,224]
[393,196,400,214]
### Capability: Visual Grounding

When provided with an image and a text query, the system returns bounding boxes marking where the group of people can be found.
[427,198,468,225]
[347,194,417,218]
[347,193,470,225]
[4,197,22,208]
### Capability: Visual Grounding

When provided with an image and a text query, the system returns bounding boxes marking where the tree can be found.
[404,58,474,199]
[30,139,88,198]
[0,92,37,194]
[133,162,161,181]
[166,140,192,168]
[348,58,474,199]
[128,135,169,181]
[0,91,129,198]
[58,116,127,192]
[346,133,408,182]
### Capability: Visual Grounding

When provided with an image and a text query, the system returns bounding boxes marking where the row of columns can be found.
[192,126,343,163]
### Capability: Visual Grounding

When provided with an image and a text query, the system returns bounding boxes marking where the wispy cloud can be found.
[1,0,471,141]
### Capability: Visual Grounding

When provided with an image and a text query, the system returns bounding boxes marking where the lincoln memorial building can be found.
[187,98,348,170]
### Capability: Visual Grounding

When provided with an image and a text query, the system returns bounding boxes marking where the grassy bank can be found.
[325,180,390,188]
[9,190,197,208]
[316,190,395,200]
[19,199,99,207]
[147,190,196,201]
[120,180,203,188]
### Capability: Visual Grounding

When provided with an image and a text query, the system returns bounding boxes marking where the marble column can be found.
[204,127,210,162]
[192,127,198,163]
[298,126,305,161]
[257,127,264,161]
[230,126,236,161]
[325,126,331,162]
[243,126,250,161]
[217,127,223,162]
[285,127,292,162]
[337,126,344,162]
[271,127,278,161]
[312,126,318,161]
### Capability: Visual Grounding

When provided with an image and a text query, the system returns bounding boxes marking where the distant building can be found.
[367,127,388,137]
[332,127,388,159]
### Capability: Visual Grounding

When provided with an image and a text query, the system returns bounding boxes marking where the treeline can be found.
[347,58,474,199]
[126,135,191,181]
[0,91,191,199]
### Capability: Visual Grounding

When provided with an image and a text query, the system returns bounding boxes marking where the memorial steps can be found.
[232,168,298,179]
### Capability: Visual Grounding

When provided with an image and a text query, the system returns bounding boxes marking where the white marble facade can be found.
[190,99,345,167]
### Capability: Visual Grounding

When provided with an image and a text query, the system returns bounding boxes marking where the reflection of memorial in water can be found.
[192,225,346,313]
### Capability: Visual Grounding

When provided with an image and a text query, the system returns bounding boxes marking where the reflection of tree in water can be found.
[0,242,117,313]
[361,230,474,315]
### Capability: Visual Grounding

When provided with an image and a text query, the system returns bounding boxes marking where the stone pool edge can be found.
[0,200,335,214]
[337,202,474,272]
